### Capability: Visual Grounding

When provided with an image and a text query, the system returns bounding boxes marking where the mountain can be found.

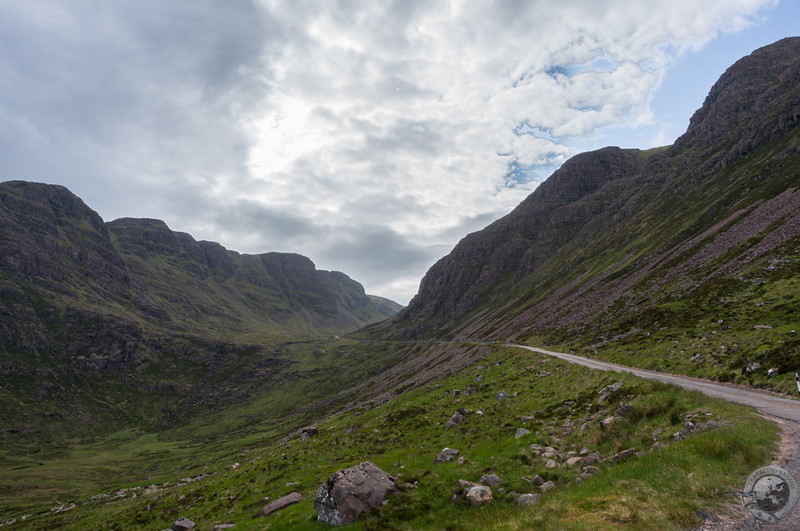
[372,38,800,382]
[0,181,402,449]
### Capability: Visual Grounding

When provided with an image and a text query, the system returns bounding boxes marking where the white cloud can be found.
[0,0,779,304]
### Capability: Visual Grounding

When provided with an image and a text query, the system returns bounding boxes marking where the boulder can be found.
[261,492,304,516]
[314,462,397,526]
[539,481,556,493]
[480,474,501,487]
[465,485,493,506]
[612,448,636,462]
[172,517,196,531]
[444,411,466,430]
[514,428,530,439]
[435,448,460,463]
[517,493,541,507]
[565,456,583,467]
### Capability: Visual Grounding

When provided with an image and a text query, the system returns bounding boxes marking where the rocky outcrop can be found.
[314,462,397,526]
[373,37,800,342]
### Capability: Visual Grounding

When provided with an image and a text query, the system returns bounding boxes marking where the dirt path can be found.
[511,344,800,529]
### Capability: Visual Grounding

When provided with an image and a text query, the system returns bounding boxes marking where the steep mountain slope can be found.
[0,181,401,449]
[373,38,800,385]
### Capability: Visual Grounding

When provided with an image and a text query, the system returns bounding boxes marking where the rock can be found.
[480,474,501,487]
[475,374,484,382]
[172,517,196,531]
[615,404,636,418]
[583,465,600,475]
[444,411,466,430]
[465,485,493,506]
[514,428,530,439]
[544,459,558,469]
[301,427,318,441]
[582,451,601,465]
[651,427,662,441]
[612,448,636,463]
[314,462,397,526]
[576,472,593,483]
[745,363,762,373]
[537,371,551,377]
[599,382,623,395]
[689,354,705,363]
[435,448,460,463]
[529,444,543,453]
[496,391,510,400]
[517,493,541,507]
[599,416,620,430]
[539,481,556,493]
[565,457,583,467]
[261,492,304,516]
[211,525,235,531]
[465,385,478,395]
[457,479,477,489]
[767,368,780,378]
[580,422,592,431]
[752,324,772,330]
[531,474,545,486]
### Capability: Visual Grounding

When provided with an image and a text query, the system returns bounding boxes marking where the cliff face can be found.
[378,37,800,340]
[0,182,402,446]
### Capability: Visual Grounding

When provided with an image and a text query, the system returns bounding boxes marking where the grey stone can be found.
[531,474,545,486]
[517,493,541,507]
[465,385,478,395]
[514,427,531,439]
[301,427,318,441]
[171,517,196,531]
[544,459,558,469]
[612,448,636,462]
[465,485,493,506]
[435,448,460,463]
[539,481,556,493]
[261,492,304,517]
[480,474,501,487]
[314,462,397,526]
[211,525,235,531]
[496,391,510,400]
[745,363,762,373]
[615,404,636,418]
[565,457,583,467]
[444,411,466,430]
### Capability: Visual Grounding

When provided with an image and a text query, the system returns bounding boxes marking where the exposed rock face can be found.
[371,37,800,343]
[314,461,397,526]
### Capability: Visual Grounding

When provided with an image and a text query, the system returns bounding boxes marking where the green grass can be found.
[4,344,778,530]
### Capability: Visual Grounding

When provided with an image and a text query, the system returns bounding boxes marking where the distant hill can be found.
[0,181,401,448]
[371,37,800,383]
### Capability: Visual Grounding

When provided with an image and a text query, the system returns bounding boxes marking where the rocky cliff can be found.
[376,37,800,344]
[0,181,402,447]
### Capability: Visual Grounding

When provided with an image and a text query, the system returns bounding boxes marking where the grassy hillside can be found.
[2,342,778,530]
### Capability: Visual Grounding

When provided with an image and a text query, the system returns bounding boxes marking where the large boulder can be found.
[314,461,396,526]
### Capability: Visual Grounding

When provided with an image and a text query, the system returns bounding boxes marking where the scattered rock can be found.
[261,492,304,517]
[745,363,762,373]
[480,474,501,487]
[565,456,583,467]
[539,481,556,493]
[611,448,636,463]
[514,428,530,439]
[496,391,510,400]
[615,404,636,418]
[444,411,466,430]
[517,493,541,507]
[465,485,493,506]
[301,427,318,441]
[435,448,460,463]
[599,416,620,430]
[314,462,397,526]
[172,517,196,531]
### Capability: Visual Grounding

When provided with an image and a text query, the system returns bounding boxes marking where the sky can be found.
[0,1,797,305]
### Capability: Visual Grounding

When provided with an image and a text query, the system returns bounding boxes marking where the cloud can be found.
[0,0,779,304]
